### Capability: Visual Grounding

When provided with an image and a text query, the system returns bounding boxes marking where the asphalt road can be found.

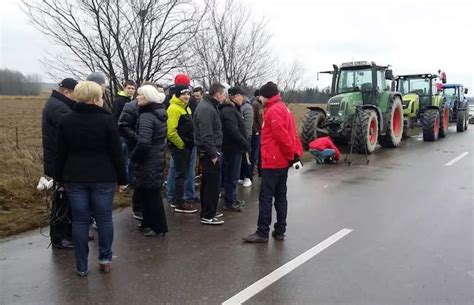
[1,126,473,305]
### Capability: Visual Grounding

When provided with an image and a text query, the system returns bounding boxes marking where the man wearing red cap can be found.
[243,82,303,243]
[165,74,200,208]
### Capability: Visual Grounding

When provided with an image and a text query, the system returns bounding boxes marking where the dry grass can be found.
[0,97,130,238]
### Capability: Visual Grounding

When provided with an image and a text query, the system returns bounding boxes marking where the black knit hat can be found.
[259,82,279,98]
[228,86,245,96]
[175,84,190,98]
[254,89,260,97]
[58,78,78,90]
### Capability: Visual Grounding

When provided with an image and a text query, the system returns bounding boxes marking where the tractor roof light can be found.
[340,61,374,68]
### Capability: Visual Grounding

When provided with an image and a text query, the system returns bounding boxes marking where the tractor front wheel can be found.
[423,109,440,141]
[354,109,378,154]
[301,110,326,150]
[456,111,465,132]
[379,96,403,148]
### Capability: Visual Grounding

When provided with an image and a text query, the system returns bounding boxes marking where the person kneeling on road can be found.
[309,136,340,164]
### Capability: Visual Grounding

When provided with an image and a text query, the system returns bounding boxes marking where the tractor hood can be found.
[402,93,419,111]
[326,92,363,120]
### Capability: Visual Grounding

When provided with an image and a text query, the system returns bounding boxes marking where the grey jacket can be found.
[194,95,223,158]
[240,100,254,138]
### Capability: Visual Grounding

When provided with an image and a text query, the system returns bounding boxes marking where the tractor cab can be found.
[395,74,438,116]
[442,84,469,129]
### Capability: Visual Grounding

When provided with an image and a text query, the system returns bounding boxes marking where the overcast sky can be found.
[1,0,473,91]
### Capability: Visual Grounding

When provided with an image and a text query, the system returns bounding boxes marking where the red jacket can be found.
[261,95,303,169]
[309,136,341,160]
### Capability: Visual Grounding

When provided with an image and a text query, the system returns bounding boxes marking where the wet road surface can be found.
[1,127,473,305]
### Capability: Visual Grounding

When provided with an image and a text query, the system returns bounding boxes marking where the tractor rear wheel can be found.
[301,109,326,150]
[354,109,378,154]
[438,103,449,138]
[423,109,440,141]
[379,96,403,148]
[456,111,465,132]
[464,112,469,130]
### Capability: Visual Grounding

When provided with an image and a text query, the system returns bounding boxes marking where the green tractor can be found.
[395,74,449,141]
[301,61,404,154]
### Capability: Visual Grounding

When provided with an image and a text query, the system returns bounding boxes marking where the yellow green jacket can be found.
[167,96,194,149]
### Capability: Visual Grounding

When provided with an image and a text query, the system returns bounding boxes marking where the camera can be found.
[292,161,303,170]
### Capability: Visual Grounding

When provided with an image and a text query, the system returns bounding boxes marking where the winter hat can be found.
[138,85,166,103]
[175,84,191,98]
[259,82,279,98]
[254,89,260,97]
[58,78,78,90]
[174,74,191,86]
[228,86,245,96]
[86,72,107,85]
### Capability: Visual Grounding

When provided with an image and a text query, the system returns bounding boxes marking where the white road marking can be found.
[222,228,353,305]
[445,152,469,166]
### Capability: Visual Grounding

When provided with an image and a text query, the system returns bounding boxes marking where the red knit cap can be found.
[174,74,190,86]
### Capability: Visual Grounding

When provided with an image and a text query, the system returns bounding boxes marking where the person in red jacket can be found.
[309,136,340,164]
[243,82,303,243]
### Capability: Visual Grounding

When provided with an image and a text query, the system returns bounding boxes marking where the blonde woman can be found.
[130,85,168,237]
[55,81,127,276]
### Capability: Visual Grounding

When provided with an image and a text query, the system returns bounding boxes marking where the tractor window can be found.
[443,87,457,109]
[398,78,430,95]
[337,69,372,94]
[377,71,385,92]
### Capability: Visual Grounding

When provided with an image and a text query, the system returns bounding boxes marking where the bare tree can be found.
[21,0,202,107]
[0,69,42,96]
[188,0,272,89]
[274,60,306,104]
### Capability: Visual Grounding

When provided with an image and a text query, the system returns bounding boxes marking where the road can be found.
[1,127,473,305]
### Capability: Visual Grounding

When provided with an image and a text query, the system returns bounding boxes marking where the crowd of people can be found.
[41,72,304,276]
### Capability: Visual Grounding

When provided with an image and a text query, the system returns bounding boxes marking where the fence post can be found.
[15,127,19,149]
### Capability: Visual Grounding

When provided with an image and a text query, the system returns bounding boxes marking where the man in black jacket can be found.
[41,78,78,249]
[220,87,250,212]
[112,80,136,123]
[194,83,226,225]
[117,98,143,220]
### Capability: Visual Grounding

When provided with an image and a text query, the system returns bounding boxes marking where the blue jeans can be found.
[166,146,197,201]
[223,151,242,206]
[310,149,336,160]
[65,182,115,273]
[250,134,261,179]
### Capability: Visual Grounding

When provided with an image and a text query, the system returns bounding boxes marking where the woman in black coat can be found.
[131,85,168,236]
[55,81,127,276]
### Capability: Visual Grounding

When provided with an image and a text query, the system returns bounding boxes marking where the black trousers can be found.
[200,154,221,219]
[257,168,289,237]
[50,188,72,244]
[138,188,168,234]
[171,147,191,205]
[132,187,141,213]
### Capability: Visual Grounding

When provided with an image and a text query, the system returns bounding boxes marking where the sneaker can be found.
[223,203,241,212]
[242,233,269,243]
[175,203,198,213]
[214,212,224,218]
[168,201,177,208]
[201,217,224,225]
[185,197,200,204]
[272,231,285,241]
[76,270,88,277]
[133,211,143,221]
[243,178,252,188]
[314,156,323,164]
[236,199,246,207]
[237,179,244,185]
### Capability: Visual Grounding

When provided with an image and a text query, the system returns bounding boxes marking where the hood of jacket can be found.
[170,95,190,111]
